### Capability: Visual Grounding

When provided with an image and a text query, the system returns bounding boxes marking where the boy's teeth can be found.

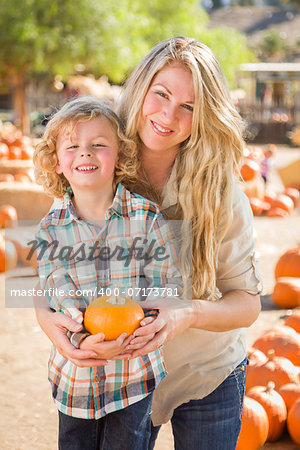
[77,166,97,171]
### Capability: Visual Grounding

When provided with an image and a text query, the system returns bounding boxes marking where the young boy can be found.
[33,97,182,449]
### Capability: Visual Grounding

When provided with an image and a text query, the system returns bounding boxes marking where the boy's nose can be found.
[80,151,92,157]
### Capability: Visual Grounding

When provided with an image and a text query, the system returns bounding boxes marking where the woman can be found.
[35,37,262,449]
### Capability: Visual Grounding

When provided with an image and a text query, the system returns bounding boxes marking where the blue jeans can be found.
[58,393,153,450]
[149,357,247,450]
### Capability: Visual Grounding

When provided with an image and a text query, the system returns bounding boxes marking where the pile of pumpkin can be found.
[237,309,300,449]
[272,246,300,309]
[0,122,34,160]
[239,145,300,217]
[0,204,37,273]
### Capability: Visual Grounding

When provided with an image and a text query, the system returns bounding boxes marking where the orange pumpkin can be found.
[240,159,260,182]
[287,398,300,445]
[272,194,294,213]
[278,382,300,412]
[245,349,298,392]
[246,348,268,392]
[84,294,144,341]
[266,207,289,218]
[253,326,300,366]
[284,187,300,207]
[247,382,287,442]
[0,205,18,228]
[0,239,18,272]
[8,146,22,160]
[0,142,9,159]
[284,309,300,333]
[248,197,270,216]
[275,247,300,279]
[272,277,300,308]
[236,396,269,450]
[263,191,277,206]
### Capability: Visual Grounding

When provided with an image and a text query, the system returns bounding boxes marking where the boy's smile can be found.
[55,117,119,192]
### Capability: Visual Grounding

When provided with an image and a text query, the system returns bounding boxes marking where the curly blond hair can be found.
[34,96,134,198]
[117,37,245,300]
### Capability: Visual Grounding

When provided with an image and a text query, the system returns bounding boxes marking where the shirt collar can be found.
[106,183,133,219]
[51,183,133,226]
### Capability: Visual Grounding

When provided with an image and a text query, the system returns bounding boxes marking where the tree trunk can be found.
[11,72,30,136]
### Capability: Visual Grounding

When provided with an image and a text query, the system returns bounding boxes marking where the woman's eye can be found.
[182,104,193,112]
[155,91,168,99]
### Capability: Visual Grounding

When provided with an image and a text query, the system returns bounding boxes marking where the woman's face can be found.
[138,63,195,156]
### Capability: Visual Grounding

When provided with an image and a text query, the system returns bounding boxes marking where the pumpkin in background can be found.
[0,205,18,228]
[284,187,300,207]
[8,146,22,160]
[246,348,268,392]
[272,278,300,308]
[266,207,289,218]
[284,309,300,333]
[240,159,260,182]
[248,197,270,216]
[287,398,300,445]
[84,294,144,341]
[272,194,294,213]
[0,238,17,272]
[236,396,269,450]
[275,246,300,279]
[0,142,9,159]
[253,326,300,366]
[245,349,298,392]
[278,382,300,412]
[247,381,287,442]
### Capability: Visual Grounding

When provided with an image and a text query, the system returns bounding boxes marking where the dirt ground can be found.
[1,145,300,449]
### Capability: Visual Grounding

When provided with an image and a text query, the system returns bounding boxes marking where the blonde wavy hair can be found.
[34,96,134,198]
[117,37,245,300]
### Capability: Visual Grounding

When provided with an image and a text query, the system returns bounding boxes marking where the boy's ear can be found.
[55,162,63,174]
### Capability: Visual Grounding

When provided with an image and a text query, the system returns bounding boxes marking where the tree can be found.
[0,0,254,134]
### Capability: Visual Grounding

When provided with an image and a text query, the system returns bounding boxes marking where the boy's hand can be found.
[111,316,156,359]
[79,332,134,360]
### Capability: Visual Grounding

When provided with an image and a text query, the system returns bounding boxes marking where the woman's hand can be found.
[124,306,194,359]
[80,332,134,360]
[35,307,109,367]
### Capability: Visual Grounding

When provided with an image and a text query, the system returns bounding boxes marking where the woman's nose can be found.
[163,104,177,123]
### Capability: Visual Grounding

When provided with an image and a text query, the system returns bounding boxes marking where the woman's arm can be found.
[126,290,260,356]
[191,290,261,331]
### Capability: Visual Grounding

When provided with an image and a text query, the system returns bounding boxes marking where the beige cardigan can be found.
[151,171,262,426]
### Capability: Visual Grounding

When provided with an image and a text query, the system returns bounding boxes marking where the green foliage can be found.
[258,30,287,58]
[0,0,254,87]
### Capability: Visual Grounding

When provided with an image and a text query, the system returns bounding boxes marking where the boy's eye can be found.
[67,145,78,150]
[93,143,106,148]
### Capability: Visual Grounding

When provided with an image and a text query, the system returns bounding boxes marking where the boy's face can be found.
[55,117,119,192]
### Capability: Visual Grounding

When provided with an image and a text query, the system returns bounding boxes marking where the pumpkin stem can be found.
[266,381,275,393]
[267,349,275,361]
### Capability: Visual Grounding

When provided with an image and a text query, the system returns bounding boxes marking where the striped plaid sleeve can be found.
[36,224,85,325]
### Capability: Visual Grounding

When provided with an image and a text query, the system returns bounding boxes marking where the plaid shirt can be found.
[36,183,182,419]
